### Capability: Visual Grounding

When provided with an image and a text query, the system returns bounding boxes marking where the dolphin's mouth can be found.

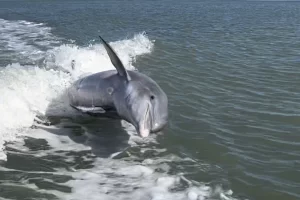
[139,103,151,138]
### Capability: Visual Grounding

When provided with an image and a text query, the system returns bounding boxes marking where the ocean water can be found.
[0,1,300,200]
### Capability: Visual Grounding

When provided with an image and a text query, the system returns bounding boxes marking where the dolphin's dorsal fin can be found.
[98,35,130,81]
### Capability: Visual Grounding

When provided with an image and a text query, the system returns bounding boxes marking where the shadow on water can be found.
[36,89,131,159]
[38,117,130,158]
[0,90,134,200]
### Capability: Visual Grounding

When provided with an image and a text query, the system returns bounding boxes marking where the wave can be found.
[0,18,153,161]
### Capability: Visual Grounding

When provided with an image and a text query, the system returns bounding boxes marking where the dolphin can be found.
[67,36,168,137]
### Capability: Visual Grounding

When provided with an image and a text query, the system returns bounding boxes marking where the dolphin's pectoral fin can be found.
[72,105,106,114]
[70,104,121,119]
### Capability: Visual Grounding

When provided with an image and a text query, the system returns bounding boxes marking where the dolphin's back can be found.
[68,70,120,109]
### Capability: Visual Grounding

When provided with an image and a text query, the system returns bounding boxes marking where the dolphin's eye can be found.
[150,95,155,100]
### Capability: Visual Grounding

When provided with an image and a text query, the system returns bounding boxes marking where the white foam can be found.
[0,19,61,64]
[0,63,72,160]
[2,120,238,200]
[45,32,153,80]
[0,18,154,161]
[56,158,237,200]
[28,127,91,155]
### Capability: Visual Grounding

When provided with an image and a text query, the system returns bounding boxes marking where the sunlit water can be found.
[0,1,300,200]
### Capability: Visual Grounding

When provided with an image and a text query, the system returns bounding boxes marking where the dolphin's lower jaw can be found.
[137,107,168,137]
[137,121,168,137]
[138,103,151,138]
[136,124,167,138]
[139,128,150,138]
[151,122,168,133]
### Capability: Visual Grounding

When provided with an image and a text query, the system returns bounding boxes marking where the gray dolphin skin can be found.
[67,36,168,137]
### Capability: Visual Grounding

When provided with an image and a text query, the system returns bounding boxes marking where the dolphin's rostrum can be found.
[68,35,168,137]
